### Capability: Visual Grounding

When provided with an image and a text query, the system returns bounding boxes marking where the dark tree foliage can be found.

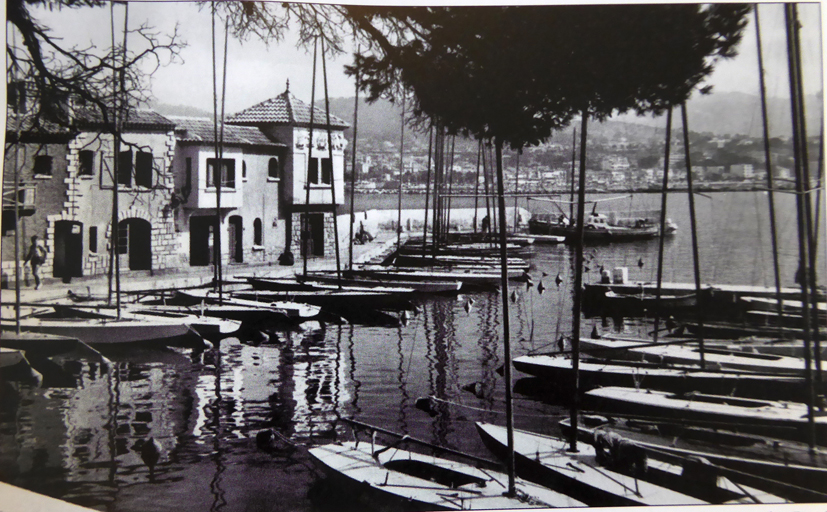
[343,5,751,149]
[6,0,184,134]
[224,3,749,149]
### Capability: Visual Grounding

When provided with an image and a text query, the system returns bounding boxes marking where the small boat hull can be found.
[475,422,706,507]
[512,353,810,401]
[559,416,826,503]
[309,441,585,510]
[586,386,827,445]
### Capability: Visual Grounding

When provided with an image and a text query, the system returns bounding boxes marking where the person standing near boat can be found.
[23,235,47,290]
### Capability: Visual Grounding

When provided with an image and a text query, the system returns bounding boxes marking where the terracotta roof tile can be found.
[171,117,285,147]
[73,107,176,130]
[227,86,349,129]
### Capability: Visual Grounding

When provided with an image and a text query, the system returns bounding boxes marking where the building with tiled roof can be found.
[3,98,181,283]
[227,80,349,259]
[227,80,349,130]
[170,117,289,266]
[171,117,285,147]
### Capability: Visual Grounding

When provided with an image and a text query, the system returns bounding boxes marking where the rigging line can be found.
[424,396,555,417]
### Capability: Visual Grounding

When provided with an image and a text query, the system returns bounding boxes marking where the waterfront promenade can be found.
[0,233,400,305]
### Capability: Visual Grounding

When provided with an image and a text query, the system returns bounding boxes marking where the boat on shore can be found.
[586,386,827,445]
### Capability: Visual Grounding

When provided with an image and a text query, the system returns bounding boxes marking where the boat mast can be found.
[320,37,342,287]
[569,127,576,221]
[513,149,520,233]
[217,14,229,303]
[789,7,823,386]
[431,123,442,255]
[9,26,21,334]
[652,107,672,344]
[785,2,817,451]
[303,40,318,277]
[421,124,433,251]
[754,4,786,338]
[680,103,705,368]
[109,2,128,319]
[445,136,456,241]
[569,111,589,452]
[210,3,225,301]
[473,139,481,234]
[493,137,515,496]
[396,95,405,258]
[348,53,359,270]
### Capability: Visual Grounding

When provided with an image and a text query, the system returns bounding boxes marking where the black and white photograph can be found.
[1,1,825,510]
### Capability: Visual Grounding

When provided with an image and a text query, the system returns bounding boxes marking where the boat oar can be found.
[342,418,501,469]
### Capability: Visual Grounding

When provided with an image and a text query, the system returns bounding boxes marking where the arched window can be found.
[254,218,263,245]
[268,157,279,179]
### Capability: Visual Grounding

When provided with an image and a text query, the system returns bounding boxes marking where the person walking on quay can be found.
[24,235,47,290]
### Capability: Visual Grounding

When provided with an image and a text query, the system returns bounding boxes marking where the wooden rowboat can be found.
[308,441,585,510]
[474,422,707,506]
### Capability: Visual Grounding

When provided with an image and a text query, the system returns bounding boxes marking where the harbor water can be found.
[0,191,824,511]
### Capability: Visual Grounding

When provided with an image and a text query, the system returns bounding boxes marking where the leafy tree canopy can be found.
[344,5,751,149]
[7,0,184,133]
[226,3,749,149]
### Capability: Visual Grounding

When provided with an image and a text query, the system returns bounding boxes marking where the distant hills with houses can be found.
[151,90,822,148]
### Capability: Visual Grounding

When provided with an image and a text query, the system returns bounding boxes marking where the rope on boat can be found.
[420,395,553,418]
[635,439,827,503]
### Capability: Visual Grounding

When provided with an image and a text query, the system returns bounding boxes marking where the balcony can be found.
[3,183,37,215]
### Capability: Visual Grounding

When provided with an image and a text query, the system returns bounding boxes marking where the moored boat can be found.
[559,415,827,503]
[580,337,823,377]
[1,312,192,346]
[512,353,810,401]
[586,386,827,445]
[474,422,707,506]
[309,440,585,510]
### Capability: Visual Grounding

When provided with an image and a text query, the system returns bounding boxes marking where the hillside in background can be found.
[150,90,822,146]
[323,91,823,146]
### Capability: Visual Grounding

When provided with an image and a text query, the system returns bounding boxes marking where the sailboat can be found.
[309,434,586,510]
[304,46,584,509]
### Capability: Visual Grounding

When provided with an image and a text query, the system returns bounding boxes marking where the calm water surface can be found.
[1,192,824,511]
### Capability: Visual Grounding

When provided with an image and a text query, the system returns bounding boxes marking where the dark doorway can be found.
[228,215,243,263]
[54,220,83,279]
[118,218,152,270]
[190,216,216,266]
[301,213,325,257]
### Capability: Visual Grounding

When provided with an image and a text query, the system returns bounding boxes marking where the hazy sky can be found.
[27,2,823,116]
